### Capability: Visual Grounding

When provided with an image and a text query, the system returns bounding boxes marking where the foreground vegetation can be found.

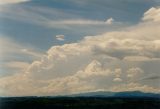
[0,97,160,109]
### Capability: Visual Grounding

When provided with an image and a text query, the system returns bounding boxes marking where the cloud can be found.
[113,78,122,82]
[0,37,43,60]
[91,38,160,60]
[49,19,116,25]
[55,35,65,41]
[142,7,160,22]
[21,49,43,58]
[0,5,50,27]
[127,67,144,79]
[113,69,122,82]
[75,60,113,79]
[105,17,114,24]
[114,68,122,77]
[0,36,43,77]
[0,61,30,77]
[123,56,152,61]
[0,4,125,33]
[141,75,160,81]
[110,83,160,93]
[0,7,160,96]
[2,61,29,70]
[0,0,29,5]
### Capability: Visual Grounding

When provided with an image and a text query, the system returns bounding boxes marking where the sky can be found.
[0,0,160,96]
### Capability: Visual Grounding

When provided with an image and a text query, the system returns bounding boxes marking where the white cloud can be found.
[142,7,160,22]
[49,19,114,25]
[0,37,22,56]
[0,37,43,60]
[0,7,160,96]
[0,0,29,5]
[55,35,65,41]
[114,68,122,78]
[113,78,122,82]
[127,67,144,79]
[123,56,152,61]
[113,69,122,82]
[21,49,43,58]
[0,36,43,77]
[0,5,125,32]
[75,60,113,79]
[0,37,43,74]
[2,61,29,70]
[105,17,114,24]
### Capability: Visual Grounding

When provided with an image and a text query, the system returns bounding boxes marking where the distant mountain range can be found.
[66,91,160,98]
[0,91,159,98]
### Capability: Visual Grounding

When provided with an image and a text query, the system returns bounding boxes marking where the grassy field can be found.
[0,97,160,109]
